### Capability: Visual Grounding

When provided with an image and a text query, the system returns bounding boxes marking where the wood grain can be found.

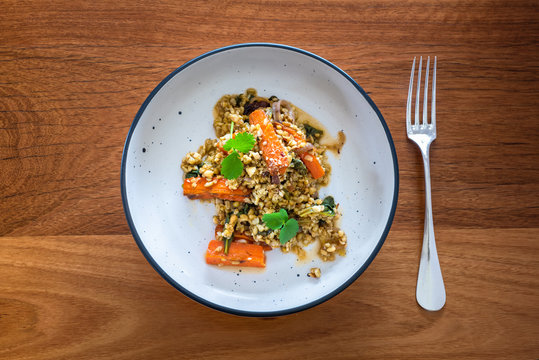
[1,0,538,358]
[1,230,537,359]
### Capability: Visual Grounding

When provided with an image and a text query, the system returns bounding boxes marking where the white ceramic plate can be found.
[121,43,398,316]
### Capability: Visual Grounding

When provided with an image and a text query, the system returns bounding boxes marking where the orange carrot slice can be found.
[280,124,325,179]
[298,152,325,179]
[280,123,305,143]
[205,240,266,268]
[183,177,251,202]
[215,225,272,251]
[249,109,290,183]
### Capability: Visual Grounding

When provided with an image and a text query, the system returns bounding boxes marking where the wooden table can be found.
[1,1,538,359]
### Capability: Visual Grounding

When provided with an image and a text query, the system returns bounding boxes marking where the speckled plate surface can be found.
[121,43,398,316]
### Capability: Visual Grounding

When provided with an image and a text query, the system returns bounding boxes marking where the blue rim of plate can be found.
[121,43,399,317]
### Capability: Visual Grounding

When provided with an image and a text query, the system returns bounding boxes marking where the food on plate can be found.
[205,240,266,268]
[248,109,291,183]
[182,177,251,202]
[308,267,322,278]
[181,88,347,269]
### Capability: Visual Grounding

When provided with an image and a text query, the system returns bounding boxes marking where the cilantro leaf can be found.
[280,218,299,244]
[223,141,233,152]
[221,151,243,179]
[262,211,286,230]
[220,131,256,180]
[278,208,288,221]
[262,209,299,243]
[223,132,255,154]
[231,132,256,153]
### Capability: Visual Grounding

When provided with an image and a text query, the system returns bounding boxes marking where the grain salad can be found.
[181,88,347,270]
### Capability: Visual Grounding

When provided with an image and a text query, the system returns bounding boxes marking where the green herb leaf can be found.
[224,132,255,153]
[185,168,200,178]
[303,124,323,139]
[291,158,307,174]
[278,208,288,221]
[233,132,256,153]
[223,140,233,152]
[321,196,336,216]
[296,196,336,217]
[238,203,253,215]
[262,209,299,243]
[262,211,286,230]
[280,218,299,244]
[221,131,256,180]
[221,151,243,179]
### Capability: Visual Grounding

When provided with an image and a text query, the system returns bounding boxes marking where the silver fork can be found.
[407,56,446,311]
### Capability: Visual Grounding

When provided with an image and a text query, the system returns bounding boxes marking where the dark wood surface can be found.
[1,1,538,359]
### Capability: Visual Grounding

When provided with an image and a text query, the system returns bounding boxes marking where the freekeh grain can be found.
[182,89,347,264]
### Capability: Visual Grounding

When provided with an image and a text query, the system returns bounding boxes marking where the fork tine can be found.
[423,57,430,125]
[432,56,436,127]
[406,57,416,131]
[415,56,422,126]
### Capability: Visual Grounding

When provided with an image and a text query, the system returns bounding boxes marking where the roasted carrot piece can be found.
[298,152,325,179]
[215,225,272,251]
[209,178,249,201]
[280,123,305,143]
[280,124,325,179]
[205,240,266,268]
[249,109,290,183]
[183,177,251,202]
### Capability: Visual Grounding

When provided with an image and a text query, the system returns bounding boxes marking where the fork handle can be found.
[416,145,446,311]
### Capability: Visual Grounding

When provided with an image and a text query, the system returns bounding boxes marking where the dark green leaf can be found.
[321,196,336,216]
[262,212,286,230]
[235,95,243,106]
[221,151,243,179]
[291,158,307,174]
[231,132,256,153]
[223,141,233,152]
[185,168,200,178]
[280,218,299,244]
[303,124,323,138]
[259,229,273,236]
[223,132,255,154]
[278,208,288,221]
[238,203,253,215]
